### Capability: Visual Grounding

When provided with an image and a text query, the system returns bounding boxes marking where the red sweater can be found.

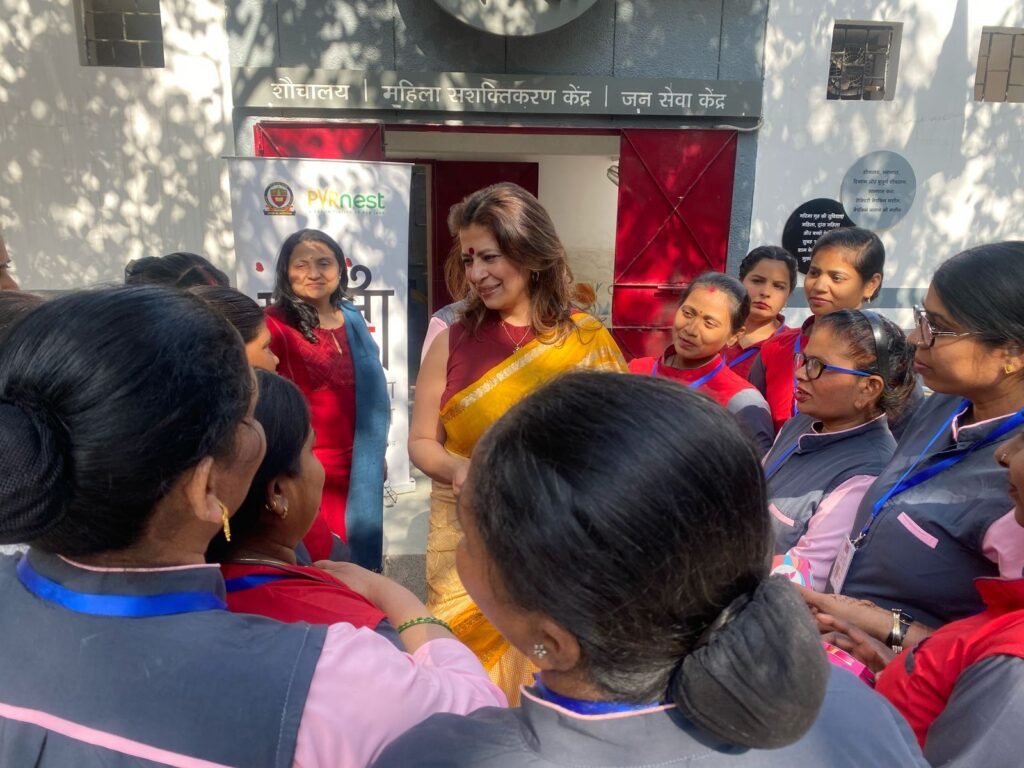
[877,577,1024,747]
[627,349,757,409]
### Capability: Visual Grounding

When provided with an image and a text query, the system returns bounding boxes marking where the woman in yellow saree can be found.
[410,183,626,703]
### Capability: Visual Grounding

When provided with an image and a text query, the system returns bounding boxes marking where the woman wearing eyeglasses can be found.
[763,310,915,589]
[800,242,1024,652]
[750,228,884,432]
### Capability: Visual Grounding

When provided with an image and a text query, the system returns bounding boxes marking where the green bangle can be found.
[396,616,453,634]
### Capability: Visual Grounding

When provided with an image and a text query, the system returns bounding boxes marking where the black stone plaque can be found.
[782,199,855,274]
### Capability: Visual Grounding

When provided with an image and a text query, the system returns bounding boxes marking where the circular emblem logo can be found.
[263,182,296,216]
[264,182,293,210]
[432,0,598,36]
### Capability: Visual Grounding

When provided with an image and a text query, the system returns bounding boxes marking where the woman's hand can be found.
[795,585,893,642]
[315,560,455,652]
[316,561,384,603]
[817,612,895,674]
[451,458,471,497]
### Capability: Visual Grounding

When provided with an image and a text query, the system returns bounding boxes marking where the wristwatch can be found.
[885,608,913,653]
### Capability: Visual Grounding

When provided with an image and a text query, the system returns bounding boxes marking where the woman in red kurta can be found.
[266,305,357,539]
[265,229,390,571]
[722,245,797,380]
[629,272,773,453]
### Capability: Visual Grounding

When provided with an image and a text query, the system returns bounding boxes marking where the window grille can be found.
[827,22,902,101]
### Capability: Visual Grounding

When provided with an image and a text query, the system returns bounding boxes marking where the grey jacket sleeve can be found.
[924,654,1024,767]
[748,352,767,394]
[728,389,775,455]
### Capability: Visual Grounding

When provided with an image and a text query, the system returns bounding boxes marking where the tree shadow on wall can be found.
[0,0,236,289]
[752,0,1024,299]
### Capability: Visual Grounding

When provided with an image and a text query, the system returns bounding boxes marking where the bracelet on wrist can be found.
[885,608,913,653]
[396,616,453,634]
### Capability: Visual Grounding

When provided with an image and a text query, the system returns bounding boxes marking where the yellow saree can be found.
[426,315,625,703]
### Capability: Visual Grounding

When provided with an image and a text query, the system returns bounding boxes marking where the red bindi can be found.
[706,286,717,293]
[467,247,475,256]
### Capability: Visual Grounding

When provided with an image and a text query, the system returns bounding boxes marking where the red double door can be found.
[252,122,737,357]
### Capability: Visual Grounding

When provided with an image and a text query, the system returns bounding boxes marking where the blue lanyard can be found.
[855,400,1024,544]
[791,334,802,417]
[729,324,785,370]
[764,439,801,480]
[728,347,759,369]
[652,357,727,389]
[224,573,291,592]
[17,557,226,617]
[532,676,660,715]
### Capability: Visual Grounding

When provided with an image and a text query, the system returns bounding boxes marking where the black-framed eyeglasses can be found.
[794,353,874,381]
[913,305,973,349]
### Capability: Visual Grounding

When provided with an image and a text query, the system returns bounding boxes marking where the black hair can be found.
[738,245,798,294]
[932,242,1024,347]
[189,285,265,344]
[207,370,310,562]
[470,372,828,748]
[272,229,350,343]
[0,286,252,554]
[810,227,885,301]
[124,252,230,288]
[679,272,750,333]
[815,310,916,418]
[0,290,45,346]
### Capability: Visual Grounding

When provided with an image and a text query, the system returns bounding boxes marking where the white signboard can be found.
[227,156,414,493]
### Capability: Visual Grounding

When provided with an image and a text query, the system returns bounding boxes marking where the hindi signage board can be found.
[781,198,855,274]
[841,151,917,230]
[233,68,763,119]
[226,156,415,492]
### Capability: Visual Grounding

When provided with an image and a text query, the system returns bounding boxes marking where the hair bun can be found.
[672,575,829,749]
[0,402,68,543]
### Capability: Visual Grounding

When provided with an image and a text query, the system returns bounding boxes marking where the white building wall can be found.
[0,0,234,290]
[752,0,1024,324]
[534,154,618,324]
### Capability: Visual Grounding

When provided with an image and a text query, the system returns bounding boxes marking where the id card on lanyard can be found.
[828,399,1024,594]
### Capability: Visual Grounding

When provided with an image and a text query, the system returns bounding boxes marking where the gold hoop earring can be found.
[220,502,231,542]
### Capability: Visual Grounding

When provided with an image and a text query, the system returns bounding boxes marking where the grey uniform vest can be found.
[839,393,1024,626]
[0,550,326,768]
[765,414,895,553]
[372,667,927,767]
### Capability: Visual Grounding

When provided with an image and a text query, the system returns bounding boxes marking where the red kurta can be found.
[266,307,356,541]
[627,349,756,409]
[722,316,788,380]
[756,321,811,432]
[221,561,385,628]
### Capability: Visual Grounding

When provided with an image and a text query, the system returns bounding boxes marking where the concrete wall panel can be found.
[613,0,722,79]
[507,0,616,75]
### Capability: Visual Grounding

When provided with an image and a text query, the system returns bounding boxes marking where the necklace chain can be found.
[501,320,530,351]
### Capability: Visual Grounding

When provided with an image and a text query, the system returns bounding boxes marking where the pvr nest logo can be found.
[307,189,386,215]
[263,182,296,216]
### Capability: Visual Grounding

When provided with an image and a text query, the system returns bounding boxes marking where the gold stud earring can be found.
[279,498,289,520]
[1006,364,1016,375]
[220,502,231,542]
